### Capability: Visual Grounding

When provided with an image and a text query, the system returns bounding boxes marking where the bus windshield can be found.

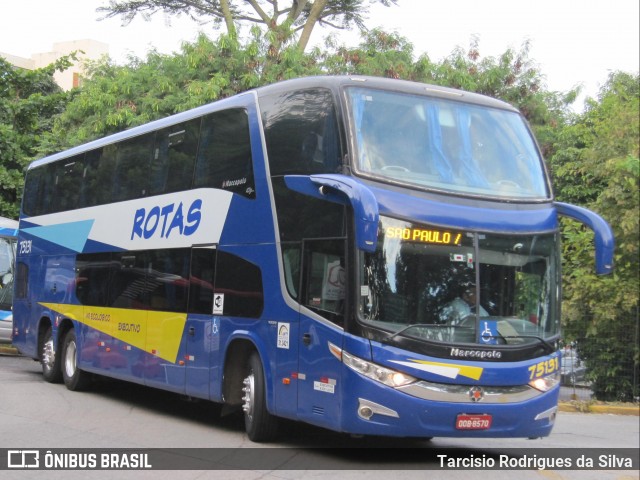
[347,87,549,199]
[358,216,560,347]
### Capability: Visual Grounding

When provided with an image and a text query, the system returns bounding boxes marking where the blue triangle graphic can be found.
[24,220,94,252]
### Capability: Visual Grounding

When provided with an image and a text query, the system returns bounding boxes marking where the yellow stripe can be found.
[40,303,186,364]
[410,359,484,380]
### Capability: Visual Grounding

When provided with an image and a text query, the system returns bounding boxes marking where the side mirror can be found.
[554,202,614,275]
[284,174,379,252]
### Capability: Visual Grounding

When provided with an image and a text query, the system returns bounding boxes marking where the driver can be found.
[441,282,488,325]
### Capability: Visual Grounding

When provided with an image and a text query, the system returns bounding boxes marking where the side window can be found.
[214,251,263,318]
[84,145,117,207]
[260,88,341,176]
[14,262,28,299]
[194,108,256,199]
[76,253,114,307]
[302,239,346,325]
[53,154,86,212]
[282,244,301,300]
[150,119,200,195]
[109,252,148,309]
[22,167,44,216]
[113,134,154,202]
[146,249,190,312]
[188,247,216,315]
[24,163,58,216]
[271,178,346,243]
[77,249,191,312]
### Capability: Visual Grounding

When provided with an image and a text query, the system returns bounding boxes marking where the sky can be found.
[0,0,638,111]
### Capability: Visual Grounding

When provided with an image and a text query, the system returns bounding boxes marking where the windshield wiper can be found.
[501,335,556,353]
[385,323,465,342]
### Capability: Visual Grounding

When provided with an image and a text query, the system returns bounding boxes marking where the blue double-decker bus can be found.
[13,76,613,441]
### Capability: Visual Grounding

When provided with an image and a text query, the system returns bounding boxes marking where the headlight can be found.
[338,347,416,388]
[529,373,560,392]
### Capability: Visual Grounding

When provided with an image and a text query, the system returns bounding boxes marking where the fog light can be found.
[358,406,374,420]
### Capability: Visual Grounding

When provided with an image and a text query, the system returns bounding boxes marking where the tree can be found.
[98,0,398,54]
[0,56,73,218]
[49,30,568,153]
[551,72,639,401]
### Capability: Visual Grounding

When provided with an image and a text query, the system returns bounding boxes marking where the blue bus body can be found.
[12,76,613,441]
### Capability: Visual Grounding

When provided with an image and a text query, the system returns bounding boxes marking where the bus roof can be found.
[27,75,519,171]
[0,216,18,236]
[255,75,517,112]
[0,217,18,229]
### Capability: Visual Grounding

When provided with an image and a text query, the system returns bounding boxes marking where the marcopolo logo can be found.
[131,199,202,241]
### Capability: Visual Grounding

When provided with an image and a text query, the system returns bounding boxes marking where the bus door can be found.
[185,245,218,399]
[297,238,346,428]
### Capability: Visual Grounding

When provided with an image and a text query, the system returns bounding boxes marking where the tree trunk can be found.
[220,0,236,37]
[297,0,328,52]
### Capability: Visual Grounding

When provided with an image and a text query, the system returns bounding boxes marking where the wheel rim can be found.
[42,337,55,372]
[242,371,255,423]
[64,339,77,379]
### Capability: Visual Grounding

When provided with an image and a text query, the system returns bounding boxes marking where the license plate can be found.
[455,414,492,430]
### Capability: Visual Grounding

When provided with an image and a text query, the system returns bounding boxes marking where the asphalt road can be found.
[0,353,637,480]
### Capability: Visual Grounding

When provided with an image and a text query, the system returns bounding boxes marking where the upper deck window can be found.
[346,87,550,200]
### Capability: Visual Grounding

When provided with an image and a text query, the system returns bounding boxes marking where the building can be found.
[0,39,108,91]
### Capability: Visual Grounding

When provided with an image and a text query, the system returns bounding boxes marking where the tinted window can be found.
[76,252,114,306]
[189,248,216,314]
[15,262,28,299]
[215,251,263,318]
[108,252,148,309]
[53,155,85,212]
[84,145,117,207]
[260,88,341,176]
[22,168,44,216]
[150,119,200,195]
[113,134,154,202]
[23,108,254,215]
[302,238,346,326]
[75,248,262,318]
[271,177,346,242]
[77,249,191,312]
[194,109,255,198]
[146,249,190,312]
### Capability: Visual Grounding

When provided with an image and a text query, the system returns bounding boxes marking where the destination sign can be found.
[385,226,463,245]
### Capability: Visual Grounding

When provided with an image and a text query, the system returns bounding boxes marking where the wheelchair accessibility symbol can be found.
[480,321,498,345]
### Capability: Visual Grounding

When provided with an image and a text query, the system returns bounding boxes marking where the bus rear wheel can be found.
[41,326,62,383]
[61,329,91,391]
[242,352,278,442]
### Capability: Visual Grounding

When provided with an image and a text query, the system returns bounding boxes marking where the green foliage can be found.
[552,72,639,401]
[0,56,73,218]
[49,33,329,148]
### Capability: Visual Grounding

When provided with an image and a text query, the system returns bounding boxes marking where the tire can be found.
[61,329,91,391]
[40,326,62,383]
[242,352,278,442]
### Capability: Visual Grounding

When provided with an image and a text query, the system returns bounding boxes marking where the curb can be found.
[558,402,639,416]
[0,344,19,356]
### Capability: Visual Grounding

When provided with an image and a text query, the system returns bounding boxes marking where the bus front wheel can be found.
[242,352,278,442]
[61,329,91,391]
[41,326,62,383]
